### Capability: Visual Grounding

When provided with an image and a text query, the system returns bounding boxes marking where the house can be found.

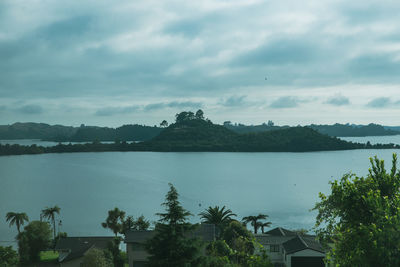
[124,224,216,267]
[55,236,114,267]
[255,227,326,267]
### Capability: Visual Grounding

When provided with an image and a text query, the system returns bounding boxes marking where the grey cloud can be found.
[347,54,400,79]
[16,105,43,114]
[325,95,350,106]
[37,16,94,47]
[95,105,140,116]
[164,19,204,37]
[366,97,391,108]
[219,96,248,107]
[144,101,203,111]
[95,101,203,116]
[232,39,318,66]
[269,96,299,109]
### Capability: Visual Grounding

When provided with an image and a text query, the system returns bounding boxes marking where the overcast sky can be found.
[1,0,400,127]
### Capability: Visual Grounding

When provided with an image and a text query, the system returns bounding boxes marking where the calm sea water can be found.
[339,135,400,145]
[0,139,116,147]
[1,148,400,248]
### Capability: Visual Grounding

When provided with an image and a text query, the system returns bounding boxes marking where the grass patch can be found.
[39,250,59,262]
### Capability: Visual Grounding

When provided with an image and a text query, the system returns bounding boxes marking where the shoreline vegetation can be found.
[1,111,400,156]
[0,114,398,143]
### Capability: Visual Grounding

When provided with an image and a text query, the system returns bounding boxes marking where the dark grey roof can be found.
[55,236,115,262]
[125,230,156,243]
[188,223,215,241]
[255,235,294,245]
[265,227,297,236]
[125,224,215,244]
[282,235,324,254]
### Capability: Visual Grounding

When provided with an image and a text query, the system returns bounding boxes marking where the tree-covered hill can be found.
[235,127,359,152]
[69,124,162,142]
[0,122,76,140]
[1,111,399,155]
[0,122,162,142]
[144,117,361,152]
[308,123,400,137]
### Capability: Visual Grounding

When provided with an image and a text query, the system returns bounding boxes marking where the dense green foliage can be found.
[18,221,52,264]
[70,124,162,142]
[0,246,18,266]
[146,183,203,266]
[101,207,126,236]
[0,122,76,140]
[2,111,400,156]
[107,237,125,267]
[314,154,400,266]
[206,221,273,267]
[5,212,29,234]
[123,215,150,232]
[199,206,237,237]
[309,123,400,137]
[81,248,113,267]
[41,205,61,242]
[224,123,287,134]
[147,119,363,152]
[0,122,162,141]
[226,122,400,137]
[242,214,271,234]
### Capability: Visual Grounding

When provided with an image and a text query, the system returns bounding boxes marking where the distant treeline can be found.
[308,123,400,137]
[0,123,162,142]
[1,117,400,156]
[226,123,400,137]
[1,121,399,143]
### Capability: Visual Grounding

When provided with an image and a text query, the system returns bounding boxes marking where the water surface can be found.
[1,150,399,247]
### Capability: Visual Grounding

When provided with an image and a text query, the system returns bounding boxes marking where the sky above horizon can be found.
[1,0,400,127]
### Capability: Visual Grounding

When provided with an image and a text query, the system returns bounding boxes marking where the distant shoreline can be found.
[1,141,400,156]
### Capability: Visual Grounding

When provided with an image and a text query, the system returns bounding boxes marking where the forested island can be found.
[1,110,399,156]
[0,123,162,142]
[1,114,399,142]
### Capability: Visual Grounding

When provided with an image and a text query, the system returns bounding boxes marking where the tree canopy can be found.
[81,248,112,267]
[5,212,29,234]
[101,207,126,236]
[314,154,400,266]
[18,221,52,264]
[146,183,202,266]
[41,205,61,241]
[242,214,271,234]
[0,246,18,266]
[199,206,236,237]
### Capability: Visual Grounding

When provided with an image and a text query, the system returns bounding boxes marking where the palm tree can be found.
[242,214,269,234]
[199,206,236,236]
[260,221,272,233]
[5,212,29,234]
[41,205,61,240]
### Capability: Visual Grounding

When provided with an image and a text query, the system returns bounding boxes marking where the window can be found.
[270,244,280,252]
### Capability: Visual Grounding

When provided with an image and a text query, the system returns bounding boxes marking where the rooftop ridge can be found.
[278,227,285,236]
[297,234,308,249]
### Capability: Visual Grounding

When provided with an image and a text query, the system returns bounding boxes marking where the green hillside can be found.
[144,117,361,152]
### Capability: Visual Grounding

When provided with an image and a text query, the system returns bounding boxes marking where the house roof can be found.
[125,230,155,244]
[55,236,115,262]
[255,235,294,245]
[125,224,215,244]
[282,235,324,254]
[264,227,297,236]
